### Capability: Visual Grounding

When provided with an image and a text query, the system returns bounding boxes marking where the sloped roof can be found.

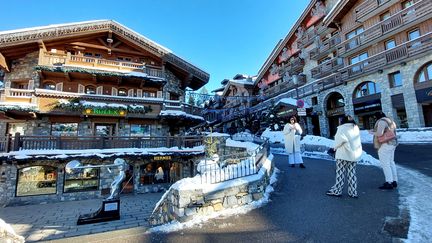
[0,20,209,85]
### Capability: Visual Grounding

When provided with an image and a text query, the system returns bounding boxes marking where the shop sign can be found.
[83,108,127,116]
[153,156,172,161]
[326,107,345,117]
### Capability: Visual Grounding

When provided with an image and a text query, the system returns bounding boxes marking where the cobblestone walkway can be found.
[0,193,163,242]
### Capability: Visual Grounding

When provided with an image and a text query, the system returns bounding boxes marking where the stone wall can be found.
[149,152,273,226]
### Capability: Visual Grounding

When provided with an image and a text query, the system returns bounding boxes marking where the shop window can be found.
[397,109,408,128]
[389,71,403,87]
[64,167,99,193]
[16,166,57,196]
[130,124,151,136]
[43,82,56,90]
[8,123,26,135]
[416,62,432,83]
[118,88,127,97]
[140,162,170,185]
[354,81,381,98]
[85,85,96,95]
[51,123,78,136]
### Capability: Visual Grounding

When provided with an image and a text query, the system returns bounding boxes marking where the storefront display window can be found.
[51,123,78,136]
[8,123,26,135]
[16,166,57,196]
[64,167,99,193]
[130,124,151,136]
[139,162,179,185]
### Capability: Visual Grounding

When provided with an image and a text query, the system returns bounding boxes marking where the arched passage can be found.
[325,92,345,138]
[414,62,432,127]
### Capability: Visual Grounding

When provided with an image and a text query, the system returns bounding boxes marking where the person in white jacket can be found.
[283,116,305,168]
[326,115,363,198]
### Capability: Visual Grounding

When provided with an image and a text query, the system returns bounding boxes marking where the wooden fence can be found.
[0,134,204,152]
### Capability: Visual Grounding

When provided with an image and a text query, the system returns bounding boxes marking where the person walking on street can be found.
[283,116,305,168]
[326,115,362,198]
[369,112,398,190]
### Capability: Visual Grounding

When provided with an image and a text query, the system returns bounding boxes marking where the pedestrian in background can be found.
[283,116,305,168]
[326,115,362,198]
[369,112,398,190]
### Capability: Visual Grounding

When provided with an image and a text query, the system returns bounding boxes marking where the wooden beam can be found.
[69,42,149,56]
[0,52,10,72]
[38,40,47,52]
[97,38,108,48]
[37,70,45,80]
[112,41,122,49]
[64,72,71,82]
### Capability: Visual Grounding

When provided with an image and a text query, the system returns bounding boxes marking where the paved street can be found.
[0,154,403,243]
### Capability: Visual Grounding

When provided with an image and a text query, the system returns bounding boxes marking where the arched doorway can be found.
[352,81,382,129]
[413,62,432,127]
[325,92,345,138]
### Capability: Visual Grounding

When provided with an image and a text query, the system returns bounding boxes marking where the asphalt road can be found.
[55,155,400,243]
[362,143,432,177]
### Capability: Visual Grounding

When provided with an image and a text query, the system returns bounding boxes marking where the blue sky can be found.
[0,0,310,92]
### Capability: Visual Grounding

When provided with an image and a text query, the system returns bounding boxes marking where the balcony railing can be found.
[340,32,432,80]
[263,75,306,98]
[355,0,400,22]
[39,52,165,79]
[309,34,341,60]
[339,0,431,56]
[311,58,344,79]
[0,134,204,153]
[2,88,34,97]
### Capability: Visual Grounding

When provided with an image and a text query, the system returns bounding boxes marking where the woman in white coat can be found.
[326,115,362,198]
[283,116,305,168]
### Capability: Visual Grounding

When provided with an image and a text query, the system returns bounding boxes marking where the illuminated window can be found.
[64,167,99,193]
[16,166,57,196]
[85,85,96,95]
[118,88,127,96]
[43,82,56,90]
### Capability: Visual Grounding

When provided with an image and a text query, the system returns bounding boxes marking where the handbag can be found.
[377,128,396,143]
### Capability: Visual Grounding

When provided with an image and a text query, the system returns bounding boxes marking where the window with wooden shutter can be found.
[136,89,143,98]
[78,84,85,93]
[128,89,134,97]
[112,87,118,96]
[96,86,103,95]
[56,82,63,91]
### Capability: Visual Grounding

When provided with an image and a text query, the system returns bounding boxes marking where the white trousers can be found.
[288,152,303,164]
[378,143,398,183]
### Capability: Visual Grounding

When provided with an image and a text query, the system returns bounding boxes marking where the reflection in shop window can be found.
[64,167,99,193]
[354,81,381,98]
[139,162,180,185]
[130,124,151,136]
[51,123,78,136]
[17,166,57,196]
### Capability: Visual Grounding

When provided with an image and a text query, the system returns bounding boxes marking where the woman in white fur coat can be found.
[283,116,305,168]
[326,115,362,198]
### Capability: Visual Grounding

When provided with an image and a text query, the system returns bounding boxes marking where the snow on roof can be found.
[160,110,205,121]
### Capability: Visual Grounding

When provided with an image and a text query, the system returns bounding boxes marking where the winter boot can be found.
[290,164,295,168]
[299,163,306,168]
[379,182,393,190]
[392,181,398,188]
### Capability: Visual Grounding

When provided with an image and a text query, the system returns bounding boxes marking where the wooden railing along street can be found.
[0,134,204,153]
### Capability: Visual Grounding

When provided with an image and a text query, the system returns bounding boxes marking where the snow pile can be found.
[0,218,25,243]
[225,138,260,153]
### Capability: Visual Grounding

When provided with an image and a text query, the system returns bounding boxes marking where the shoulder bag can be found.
[377,119,396,143]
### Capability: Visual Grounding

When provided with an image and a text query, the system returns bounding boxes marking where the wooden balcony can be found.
[0,134,204,153]
[288,57,305,74]
[311,58,344,79]
[263,75,306,98]
[340,32,432,80]
[39,52,165,79]
[355,0,400,22]
[0,88,35,103]
[309,34,341,60]
[339,0,432,57]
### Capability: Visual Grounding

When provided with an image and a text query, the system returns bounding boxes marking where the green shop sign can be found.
[83,108,127,116]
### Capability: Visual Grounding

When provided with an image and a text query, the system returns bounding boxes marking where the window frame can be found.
[85,85,96,95]
[389,71,403,88]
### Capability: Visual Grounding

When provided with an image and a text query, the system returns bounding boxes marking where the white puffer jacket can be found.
[334,123,363,162]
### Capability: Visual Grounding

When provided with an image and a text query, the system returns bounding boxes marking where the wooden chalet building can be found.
[0,20,209,205]
[210,0,432,138]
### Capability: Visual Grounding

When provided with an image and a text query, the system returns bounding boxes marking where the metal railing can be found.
[200,139,269,184]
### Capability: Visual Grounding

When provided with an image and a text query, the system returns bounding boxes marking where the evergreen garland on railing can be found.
[53,98,152,114]
[0,106,37,112]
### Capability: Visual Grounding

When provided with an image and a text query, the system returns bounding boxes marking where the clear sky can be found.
[0,0,310,92]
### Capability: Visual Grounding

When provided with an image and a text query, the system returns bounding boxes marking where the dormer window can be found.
[118,88,127,96]
[85,85,96,95]
[43,82,56,90]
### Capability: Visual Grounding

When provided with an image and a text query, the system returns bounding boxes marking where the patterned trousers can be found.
[328,159,357,197]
